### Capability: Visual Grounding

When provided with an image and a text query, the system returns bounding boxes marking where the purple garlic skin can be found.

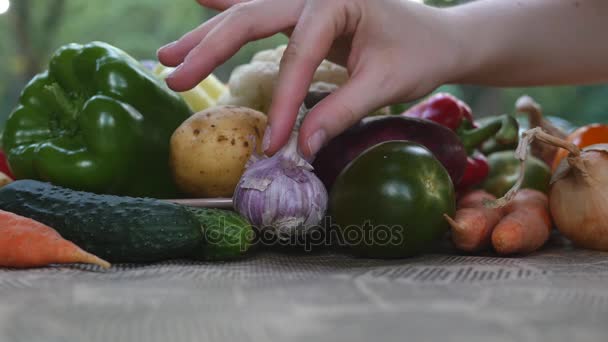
[233,134,328,237]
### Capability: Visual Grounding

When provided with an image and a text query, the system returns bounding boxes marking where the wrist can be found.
[440,4,489,85]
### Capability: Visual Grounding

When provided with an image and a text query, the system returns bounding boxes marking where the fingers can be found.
[157,12,228,67]
[297,71,387,159]
[158,0,251,66]
[165,0,303,92]
[263,3,340,155]
[196,0,250,11]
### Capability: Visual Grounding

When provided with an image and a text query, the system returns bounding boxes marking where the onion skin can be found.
[313,116,467,191]
[550,147,608,251]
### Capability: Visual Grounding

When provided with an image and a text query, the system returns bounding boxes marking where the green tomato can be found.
[329,141,456,258]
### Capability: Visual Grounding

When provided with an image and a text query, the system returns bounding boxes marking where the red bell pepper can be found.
[402,93,518,191]
[456,152,489,192]
[0,150,14,179]
[404,93,475,131]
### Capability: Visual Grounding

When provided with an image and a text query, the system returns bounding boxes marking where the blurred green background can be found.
[0,0,606,130]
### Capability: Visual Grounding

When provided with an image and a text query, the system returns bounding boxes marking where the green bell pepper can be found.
[480,150,551,197]
[2,42,192,198]
[480,115,577,155]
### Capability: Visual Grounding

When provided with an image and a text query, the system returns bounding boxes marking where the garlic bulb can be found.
[233,105,328,237]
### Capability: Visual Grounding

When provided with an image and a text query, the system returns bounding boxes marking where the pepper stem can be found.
[43,83,79,121]
[457,114,519,155]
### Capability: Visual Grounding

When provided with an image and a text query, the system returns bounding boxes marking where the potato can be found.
[170,106,267,197]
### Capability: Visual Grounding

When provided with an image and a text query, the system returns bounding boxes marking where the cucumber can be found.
[0,180,203,263]
[187,208,254,261]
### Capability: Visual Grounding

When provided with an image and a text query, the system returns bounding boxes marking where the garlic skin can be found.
[233,133,328,237]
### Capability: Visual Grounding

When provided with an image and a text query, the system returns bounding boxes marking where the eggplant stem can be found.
[44,83,79,120]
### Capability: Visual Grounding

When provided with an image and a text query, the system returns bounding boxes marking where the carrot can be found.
[457,190,498,209]
[491,190,552,255]
[447,189,552,255]
[0,210,110,269]
[503,189,548,213]
[492,206,551,255]
[444,190,505,252]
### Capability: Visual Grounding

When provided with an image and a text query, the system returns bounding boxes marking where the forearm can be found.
[448,0,608,86]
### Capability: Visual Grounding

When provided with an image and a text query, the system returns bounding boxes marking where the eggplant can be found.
[313,115,467,190]
[304,91,331,109]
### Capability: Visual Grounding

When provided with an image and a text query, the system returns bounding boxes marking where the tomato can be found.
[552,124,608,171]
[330,141,455,258]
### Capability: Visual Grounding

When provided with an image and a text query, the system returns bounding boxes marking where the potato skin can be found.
[170,106,267,197]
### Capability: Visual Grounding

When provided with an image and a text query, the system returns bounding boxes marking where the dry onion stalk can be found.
[515,95,568,165]
[490,127,608,251]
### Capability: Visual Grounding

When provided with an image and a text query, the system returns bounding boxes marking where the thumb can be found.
[298,72,389,159]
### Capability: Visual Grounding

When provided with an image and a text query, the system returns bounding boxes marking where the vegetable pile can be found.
[494,128,608,252]
[0,41,606,269]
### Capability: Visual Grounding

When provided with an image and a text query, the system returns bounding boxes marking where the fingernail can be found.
[306,129,326,157]
[166,64,184,80]
[262,126,272,152]
[158,41,177,53]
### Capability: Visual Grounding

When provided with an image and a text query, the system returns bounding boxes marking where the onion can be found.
[232,106,328,238]
[493,127,608,251]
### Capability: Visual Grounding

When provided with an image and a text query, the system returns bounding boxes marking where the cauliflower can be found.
[218,45,349,113]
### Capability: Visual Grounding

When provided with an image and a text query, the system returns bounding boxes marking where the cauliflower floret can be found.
[219,45,349,113]
[251,45,286,63]
[309,81,339,94]
[218,62,280,111]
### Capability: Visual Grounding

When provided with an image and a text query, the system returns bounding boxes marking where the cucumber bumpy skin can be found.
[0,180,203,263]
[187,207,254,261]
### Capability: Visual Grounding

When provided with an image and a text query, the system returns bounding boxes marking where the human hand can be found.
[158,0,466,158]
